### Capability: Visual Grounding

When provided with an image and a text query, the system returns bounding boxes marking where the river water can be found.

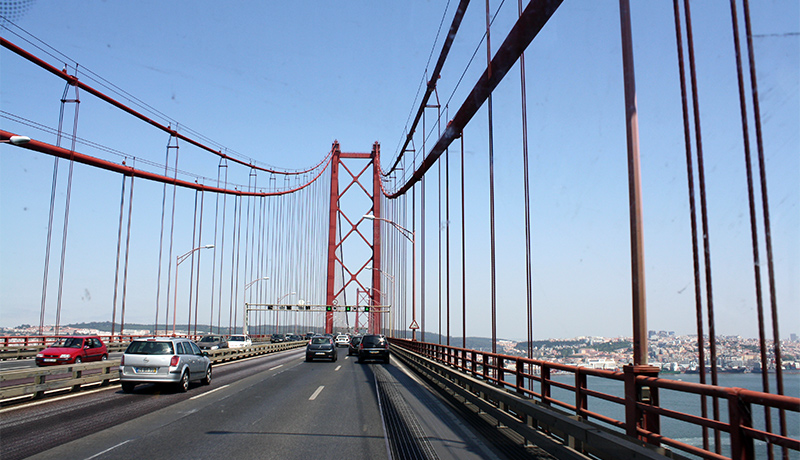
[546,372,800,459]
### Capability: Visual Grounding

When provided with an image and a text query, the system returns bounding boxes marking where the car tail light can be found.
[120,355,125,366]
[170,355,180,367]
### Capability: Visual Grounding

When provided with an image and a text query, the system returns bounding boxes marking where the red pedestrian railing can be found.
[391,338,799,460]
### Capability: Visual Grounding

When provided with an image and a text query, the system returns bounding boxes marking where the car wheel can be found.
[201,366,212,385]
[121,382,136,393]
[177,371,190,392]
[74,357,82,364]
[384,356,390,364]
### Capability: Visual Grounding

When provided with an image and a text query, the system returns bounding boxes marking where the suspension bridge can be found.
[1,1,798,459]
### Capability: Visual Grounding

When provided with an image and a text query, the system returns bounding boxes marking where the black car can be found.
[306,335,337,362]
[348,336,362,356]
[270,334,284,343]
[357,334,389,364]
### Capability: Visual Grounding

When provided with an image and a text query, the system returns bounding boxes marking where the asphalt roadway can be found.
[1,347,527,460]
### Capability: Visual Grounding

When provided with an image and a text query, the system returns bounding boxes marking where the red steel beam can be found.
[1,37,328,176]
[0,130,330,197]
[386,0,562,199]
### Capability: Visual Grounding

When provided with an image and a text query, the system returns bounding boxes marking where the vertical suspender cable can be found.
[672,1,709,450]
[120,175,135,335]
[54,76,80,334]
[518,0,534,361]
[187,190,199,334]
[445,106,451,346]
[111,175,127,337]
[681,0,721,450]
[211,160,227,334]
[730,0,773,444]
[193,191,205,337]
[242,169,255,332]
[39,153,58,335]
[742,1,788,450]
[164,134,180,335]
[461,133,466,349]
[421,113,427,342]
[485,0,498,356]
[154,143,169,333]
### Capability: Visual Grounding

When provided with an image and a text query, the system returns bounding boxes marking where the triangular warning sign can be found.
[409,320,419,330]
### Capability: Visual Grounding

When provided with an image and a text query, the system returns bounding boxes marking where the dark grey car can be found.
[305,336,337,362]
[197,334,228,351]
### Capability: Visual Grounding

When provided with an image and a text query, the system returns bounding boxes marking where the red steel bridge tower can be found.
[325,141,382,334]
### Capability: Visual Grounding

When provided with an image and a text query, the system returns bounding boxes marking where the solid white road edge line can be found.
[84,439,131,460]
[189,384,230,400]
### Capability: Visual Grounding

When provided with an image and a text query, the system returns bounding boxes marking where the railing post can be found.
[728,388,755,460]
[470,350,477,376]
[482,353,489,381]
[623,364,661,443]
[516,359,524,395]
[576,367,588,419]
[497,356,505,387]
[542,364,551,405]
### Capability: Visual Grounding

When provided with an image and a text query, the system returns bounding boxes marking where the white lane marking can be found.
[335,365,342,371]
[269,364,283,370]
[84,439,131,459]
[309,385,324,400]
[189,384,229,400]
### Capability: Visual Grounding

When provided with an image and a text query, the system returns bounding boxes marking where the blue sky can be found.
[1,1,797,341]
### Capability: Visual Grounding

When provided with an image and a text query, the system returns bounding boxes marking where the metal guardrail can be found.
[0,343,130,361]
[390,342,671,460]
[390,338,800,460]
[0,340,306,402]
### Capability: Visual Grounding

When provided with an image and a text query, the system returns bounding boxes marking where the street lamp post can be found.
[367,266,395,337]
[243,277,269,336]
[363,214,417,340]
[173,244,214,336]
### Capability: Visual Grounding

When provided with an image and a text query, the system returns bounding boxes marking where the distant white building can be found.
[580,357,617,370]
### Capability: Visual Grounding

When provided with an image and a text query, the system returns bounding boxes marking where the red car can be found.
[35,336,108,366]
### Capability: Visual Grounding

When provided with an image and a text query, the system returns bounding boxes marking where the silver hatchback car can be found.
[120,337,212,393]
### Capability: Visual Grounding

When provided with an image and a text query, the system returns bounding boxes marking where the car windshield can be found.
[311,337,329,345]
[126,341,174,355]
[362,336,385,347]
[199,336,219,342]
[52,337,82,348]
[230,336,245,341]
[351,337,362,345]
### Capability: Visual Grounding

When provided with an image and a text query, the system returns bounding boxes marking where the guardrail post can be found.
[541,364,551,406]
[576,367,588,419]
[72,365,82,392]
[623,364,660,443]
[482,353,489,381]
[497,356,505,387]
[728,388,755,460]
[516,359,524,395]
[33,373,45,398]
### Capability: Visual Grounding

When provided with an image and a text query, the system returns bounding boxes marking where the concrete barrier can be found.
[0,340,306,402]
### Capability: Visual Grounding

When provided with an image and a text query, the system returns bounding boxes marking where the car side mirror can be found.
[202,352,209,357]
